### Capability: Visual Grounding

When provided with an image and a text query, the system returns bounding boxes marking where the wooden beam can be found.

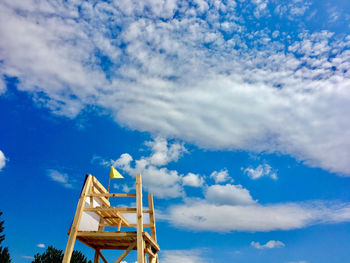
[76,231,137,238]
[97,250,108,263]
[84,207,137,213]
[148,254,157,263]
[114,241,136,263]
[91,177,110,207]
[136,173,145,263]
[143,232,160,252]
[93,250,100,263]
[148,194,157,243]
[145,246,155,258]
[88,193,136,197]
[117,218,122,231]
[99,223,152,227]
[84,207,131,226]
[62,174,93,263]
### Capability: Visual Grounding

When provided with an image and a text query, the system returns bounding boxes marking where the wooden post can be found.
[94,250,100,263]
[62,174,93,263]
[136,174,145,263]
[148,194,157,243]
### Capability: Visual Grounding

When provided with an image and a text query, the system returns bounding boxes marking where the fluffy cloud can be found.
[251,240,285,249]
[182,173,204,187]
[47,169,73,188]
[210,169,231,183]
[205,184,256,205]
[113,137,187,198]
[36,243,45,248]
[244,164,277,180]
[146,137,186,166]
[1,0,350,175]
[166,200,350,232]
[0,150,6,172]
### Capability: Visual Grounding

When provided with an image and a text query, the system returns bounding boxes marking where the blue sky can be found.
[1,0,350,262]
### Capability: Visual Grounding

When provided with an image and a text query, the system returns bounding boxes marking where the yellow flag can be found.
[109,165,124,179]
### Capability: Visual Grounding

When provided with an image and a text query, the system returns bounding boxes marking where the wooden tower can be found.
[62,173,160,263]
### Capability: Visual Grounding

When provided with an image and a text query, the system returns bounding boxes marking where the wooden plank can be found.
[145,246,155,258]
[136,173,145,263]
[76,231,137,238]
[99,223,152,227]
[114,241,136,263]
[148,194,157,242]
[143,232,160,252]
[148,254,157,263]
[128,224,152,228]
[92,176,109,194]
[94,250,100,263]
[117,218,122,231]
[84,207,131,226]
[97,250,108,263]
[88,193,136,197]
[92,177,110,207]
[62,174,93,263]
[84,207,137,213]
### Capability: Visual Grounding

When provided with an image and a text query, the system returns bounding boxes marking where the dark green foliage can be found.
[32,246,91,263]
[0,211,11,263]
[0,247,11,263]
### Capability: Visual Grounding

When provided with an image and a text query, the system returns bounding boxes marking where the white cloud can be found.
[36,243,45,248]
[251,240,285,249]
[182,173,204,187]
[166,200,350,232]
[146,137,186,166]
[161,249,207,263]
[205,184,256,205]
[210,169,231,183]
[0,76,6,94]
[47,169,73,188]
[0,150,7,172]
[275,1,311,18]
[1,0,350,176]
[113,138,186,198]
[244,164,277,180]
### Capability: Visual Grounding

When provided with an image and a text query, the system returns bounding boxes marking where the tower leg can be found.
[94,250,100,263]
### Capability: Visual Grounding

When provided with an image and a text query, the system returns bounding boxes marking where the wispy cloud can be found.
[244,164,277,180]
[210,169,232,184]
[251,240,285,249]
[47,169,73,188]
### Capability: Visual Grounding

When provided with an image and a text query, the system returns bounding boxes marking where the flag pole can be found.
[108,164,112,192]
[108,176,111,193]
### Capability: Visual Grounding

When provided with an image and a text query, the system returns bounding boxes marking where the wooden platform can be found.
[77,231,160,252]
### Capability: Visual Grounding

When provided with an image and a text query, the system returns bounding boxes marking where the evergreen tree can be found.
[32,246,91,263]
[0,211,11,263]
